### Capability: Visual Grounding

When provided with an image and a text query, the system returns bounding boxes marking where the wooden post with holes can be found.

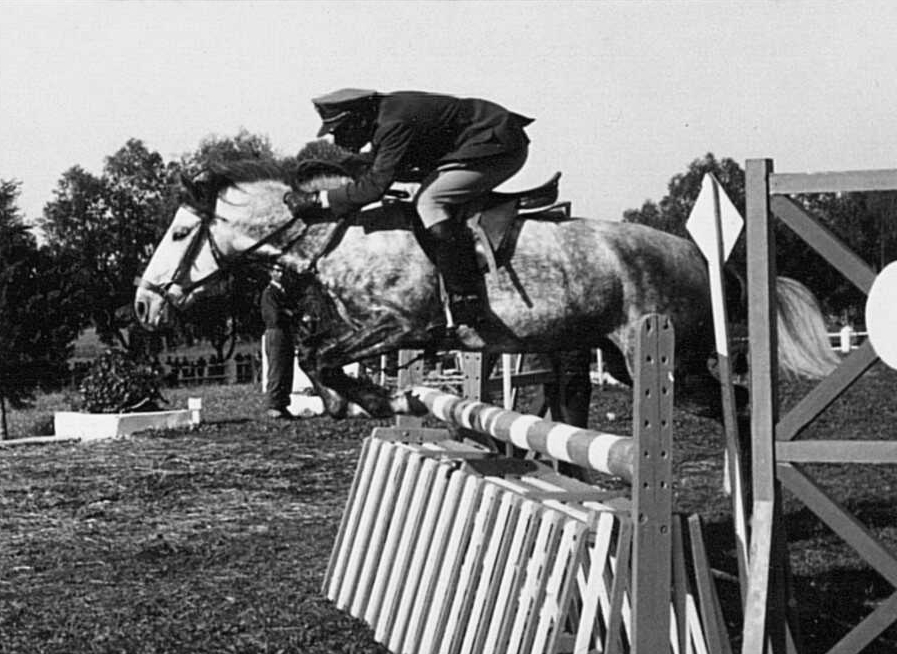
[395,349,424,429]
[631,314,675,653]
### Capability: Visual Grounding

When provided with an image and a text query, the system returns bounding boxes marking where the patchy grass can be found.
[2,369,897,653]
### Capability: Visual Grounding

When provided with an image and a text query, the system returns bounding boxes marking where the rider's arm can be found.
[322,120,413,216]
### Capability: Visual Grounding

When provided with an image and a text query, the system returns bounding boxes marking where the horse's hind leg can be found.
[543,350,594,428]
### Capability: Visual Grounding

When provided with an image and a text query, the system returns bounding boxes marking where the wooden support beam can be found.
[826,590,897,654]
[778,463,897,587]
[631,314,675,654]
[395,349,424,429]
[770,195,878,294]
[776,440,897,464]
[769,169,897,195]
[775,341,878,442]
[744,158,789,654]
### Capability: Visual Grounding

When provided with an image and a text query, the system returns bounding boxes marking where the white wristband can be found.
[318,190,330,209]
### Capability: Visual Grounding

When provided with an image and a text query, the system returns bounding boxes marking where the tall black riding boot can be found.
[427,221,487,348]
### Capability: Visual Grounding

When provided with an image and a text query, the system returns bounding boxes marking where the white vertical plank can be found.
[388,460,453,653]
[365,448,421,627]
[418,475,486,654]
[375,457,440,644]
[339,441,396,610]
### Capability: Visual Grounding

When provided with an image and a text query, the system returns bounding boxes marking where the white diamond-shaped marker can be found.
[866,261,897,369]
[686,173,744,262]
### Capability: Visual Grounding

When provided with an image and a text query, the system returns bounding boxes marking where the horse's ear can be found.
[179,172,197,198]
[180,170,216,206]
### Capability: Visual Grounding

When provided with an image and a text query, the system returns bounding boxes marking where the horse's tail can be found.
[775,276,840,379]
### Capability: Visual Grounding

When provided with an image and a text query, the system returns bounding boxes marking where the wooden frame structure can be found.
[743,160,897,654]
[325,315,733,653]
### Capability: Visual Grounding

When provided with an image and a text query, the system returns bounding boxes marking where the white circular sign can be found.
[865,261,897,369]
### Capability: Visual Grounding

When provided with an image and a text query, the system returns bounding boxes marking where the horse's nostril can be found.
[135,300,146,322]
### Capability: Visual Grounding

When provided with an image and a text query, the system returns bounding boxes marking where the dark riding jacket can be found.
[325,91,533,217]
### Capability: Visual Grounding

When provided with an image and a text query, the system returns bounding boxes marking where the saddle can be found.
[293,158,572,275]
[464,172,571,274]
[353,173,572,275]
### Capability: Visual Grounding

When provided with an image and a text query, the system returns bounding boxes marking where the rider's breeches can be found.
[414,145,528,229]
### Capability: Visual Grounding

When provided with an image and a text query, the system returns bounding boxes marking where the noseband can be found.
[135,191,309,312]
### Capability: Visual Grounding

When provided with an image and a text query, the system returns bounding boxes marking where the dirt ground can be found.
[2,371,896,653]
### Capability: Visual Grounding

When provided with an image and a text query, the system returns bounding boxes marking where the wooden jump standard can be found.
[743,160,897,654]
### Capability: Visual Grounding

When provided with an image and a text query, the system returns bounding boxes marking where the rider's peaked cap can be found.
[313,88,379,137]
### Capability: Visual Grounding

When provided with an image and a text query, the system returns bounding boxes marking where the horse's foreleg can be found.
[318,366,418,418]
[299,365,350,418]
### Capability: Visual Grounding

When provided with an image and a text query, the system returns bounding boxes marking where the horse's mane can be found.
[203,159,294,195]
[176,141,372,227]
[181,141,362,210]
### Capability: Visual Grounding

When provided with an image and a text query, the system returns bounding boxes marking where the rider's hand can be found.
[283,191,321,213]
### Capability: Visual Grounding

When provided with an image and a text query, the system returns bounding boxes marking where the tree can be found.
[40,139,172,351]
[38,131,277,364]
[0,180,82,438]
[181,274,267,362]
[778,190,897,323]
[179,127,276,177]
[622,153,897,321]
[623,153,745,238]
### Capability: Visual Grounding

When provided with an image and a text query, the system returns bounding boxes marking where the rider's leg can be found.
[426,219,482,325]
[416,147,527,336]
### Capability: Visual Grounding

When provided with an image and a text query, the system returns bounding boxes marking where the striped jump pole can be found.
[409,386,635,482]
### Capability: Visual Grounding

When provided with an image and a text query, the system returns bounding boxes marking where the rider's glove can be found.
[283,190,321,214]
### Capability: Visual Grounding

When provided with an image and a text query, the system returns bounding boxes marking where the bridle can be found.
[135,190,311,312]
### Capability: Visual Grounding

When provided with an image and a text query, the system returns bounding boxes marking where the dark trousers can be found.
[265,327,294,410]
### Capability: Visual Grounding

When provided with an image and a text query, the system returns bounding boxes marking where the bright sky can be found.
[2,0,896,226]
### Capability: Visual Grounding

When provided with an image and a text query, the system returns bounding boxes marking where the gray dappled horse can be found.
[134,158,838,419]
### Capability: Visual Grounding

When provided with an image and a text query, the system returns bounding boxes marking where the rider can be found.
[283,88,533,347]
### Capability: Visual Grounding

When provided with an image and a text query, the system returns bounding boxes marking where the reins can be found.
[135,191,340,311]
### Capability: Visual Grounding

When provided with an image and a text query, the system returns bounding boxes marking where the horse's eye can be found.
[172,226,192,241]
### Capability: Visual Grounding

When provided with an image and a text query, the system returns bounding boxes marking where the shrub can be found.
[27,414,56,436]
[75,350,166,413]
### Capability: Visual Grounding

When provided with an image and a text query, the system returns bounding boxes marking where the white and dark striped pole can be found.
[410,385,635,482]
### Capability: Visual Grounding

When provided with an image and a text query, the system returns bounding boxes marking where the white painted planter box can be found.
[53,409,196,441]
[287,393,368,418]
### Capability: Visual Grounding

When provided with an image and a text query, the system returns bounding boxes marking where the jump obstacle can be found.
[324,314,732,654]
[741,161,897,654]
[318,161,897,653]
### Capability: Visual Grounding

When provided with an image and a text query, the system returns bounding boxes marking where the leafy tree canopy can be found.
[179,128,276,176]
[623,153,897,322]
[16,129,284,373]
[39,139,172,350]
[1,179,83,437]
[623,153,744,238]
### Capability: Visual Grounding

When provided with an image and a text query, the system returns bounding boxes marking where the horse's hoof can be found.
[454,325,487,349]
[319,389,348,419]
[390,390,428,416]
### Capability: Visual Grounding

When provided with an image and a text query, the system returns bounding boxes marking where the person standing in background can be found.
[261,266,295,419]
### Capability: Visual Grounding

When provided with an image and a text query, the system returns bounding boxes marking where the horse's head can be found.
[134,163,296,330]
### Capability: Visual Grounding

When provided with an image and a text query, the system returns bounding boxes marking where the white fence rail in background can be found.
[831,326,868,353]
